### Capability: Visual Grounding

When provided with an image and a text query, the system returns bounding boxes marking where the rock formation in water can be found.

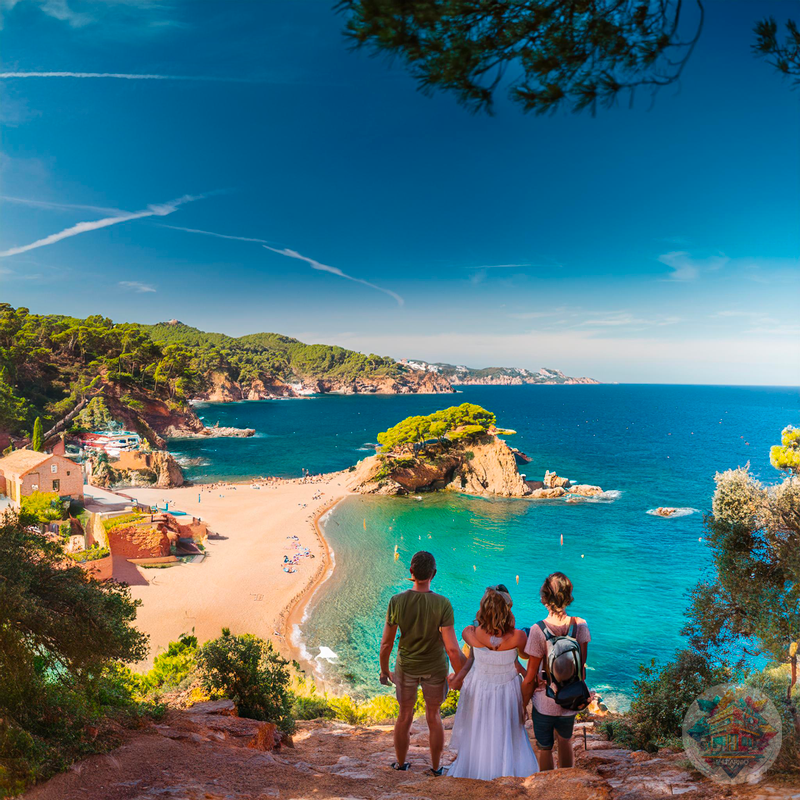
[350,434,532,498]
[349,437,605,500]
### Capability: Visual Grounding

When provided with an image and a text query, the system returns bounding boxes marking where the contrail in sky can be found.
[0,72,255,82]
[0,194,205,258]
[264,245,404,307]
[0,195,125,215]
[159,224,273,245]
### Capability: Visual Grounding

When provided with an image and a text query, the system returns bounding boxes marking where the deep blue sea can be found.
[171,385,798,708]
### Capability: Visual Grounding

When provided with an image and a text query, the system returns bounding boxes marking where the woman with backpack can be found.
[521,572,591,770]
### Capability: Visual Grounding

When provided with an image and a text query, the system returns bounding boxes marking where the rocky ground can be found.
[21,701,800,800]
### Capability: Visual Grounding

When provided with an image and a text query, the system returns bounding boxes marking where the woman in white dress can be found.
[446,585,539,780]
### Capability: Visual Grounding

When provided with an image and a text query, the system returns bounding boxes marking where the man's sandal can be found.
[391,762,411,771]
[426,767,445,777]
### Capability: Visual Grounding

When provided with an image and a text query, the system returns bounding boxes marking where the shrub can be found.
[20,492,64,524]
[67,546,110,562]
[617,649,732,752]
[745,664,800,778]
[197,629,294,733]
[140,634,198,694]
[0,511,147,792]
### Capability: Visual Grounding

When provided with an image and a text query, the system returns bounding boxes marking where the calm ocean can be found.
[171,385,798,708]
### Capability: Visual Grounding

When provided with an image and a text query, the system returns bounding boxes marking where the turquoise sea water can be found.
[170,385,798,708]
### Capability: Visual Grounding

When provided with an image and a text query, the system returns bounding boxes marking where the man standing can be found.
[379,551,465,775]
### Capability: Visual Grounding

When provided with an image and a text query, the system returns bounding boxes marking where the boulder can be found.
[529,487,566,499]
[654,507,677,517]
[544,470,572,489]
[569,484,604,497]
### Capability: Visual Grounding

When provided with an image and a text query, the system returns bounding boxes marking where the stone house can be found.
[0,450,84,507]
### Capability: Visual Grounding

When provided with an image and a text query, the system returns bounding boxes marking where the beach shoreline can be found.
[119,473,352,674]
[277,492,346,681]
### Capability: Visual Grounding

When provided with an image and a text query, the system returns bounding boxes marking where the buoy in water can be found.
[516,575,519,585]
[473,565,476,571]
[581,554,585,558]
[560,534,563,546]
[363,519,366,530]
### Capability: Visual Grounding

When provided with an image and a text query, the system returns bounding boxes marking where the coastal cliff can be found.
[401,361,600,386]
[192,368,453,401]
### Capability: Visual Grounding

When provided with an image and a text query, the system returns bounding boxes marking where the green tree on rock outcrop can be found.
[376,403,497,453]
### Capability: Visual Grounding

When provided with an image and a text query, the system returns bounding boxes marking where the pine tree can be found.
[31,417,43,451]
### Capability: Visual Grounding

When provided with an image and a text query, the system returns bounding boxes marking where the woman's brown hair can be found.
[540,572,574,613]
[476,586,515,637]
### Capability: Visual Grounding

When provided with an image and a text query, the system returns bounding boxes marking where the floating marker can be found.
[516,575,519,585]
[473,565,476,571]
[560,534,563,546]
[363,519,367,530]
[581,554,585,558]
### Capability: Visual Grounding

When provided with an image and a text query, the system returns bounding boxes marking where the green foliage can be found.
[753,17,800,85]
[31,417,43,451]
[685,465,800,664]
[66,546,110,563]
[771,424,800,475]
[102,512,146,532]
[744,664,800,777]
[340,0,704,115]
[376,403,496,453]
[75,397,114,432]
[138,634,199,694]
[0,511,148,792]
[0,304,415,438]
[197,629,294,733]
[20,491,64,524]
[613,650,733,752]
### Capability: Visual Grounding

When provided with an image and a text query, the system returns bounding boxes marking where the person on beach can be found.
[521,572,591,771]
[446,585,539,780]
[380,551,465,776]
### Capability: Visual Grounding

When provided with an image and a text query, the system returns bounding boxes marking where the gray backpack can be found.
[536,618,591,711]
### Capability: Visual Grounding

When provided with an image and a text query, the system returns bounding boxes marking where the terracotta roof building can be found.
[0,450,84,507]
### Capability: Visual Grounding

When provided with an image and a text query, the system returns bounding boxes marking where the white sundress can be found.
[447,647,539,780]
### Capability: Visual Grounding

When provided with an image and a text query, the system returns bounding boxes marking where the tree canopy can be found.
[340,1,797,115]
[376,403,496,452]
[685,461,799,665]
[771,425,800,475]
[0,305,409,439]
[0,511,148,789]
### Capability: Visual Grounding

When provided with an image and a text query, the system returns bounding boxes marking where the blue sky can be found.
[0,0,798,384]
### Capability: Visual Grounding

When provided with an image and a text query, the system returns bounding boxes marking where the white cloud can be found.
[263,246,404,306]
[119,280,156,293]
[0,193,205,258]
[657,251,730,282]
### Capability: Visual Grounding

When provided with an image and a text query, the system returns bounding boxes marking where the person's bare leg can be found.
[425,703,444,770]
[394,706,414,766]
[538,748,554,770]
[555,732,574,768]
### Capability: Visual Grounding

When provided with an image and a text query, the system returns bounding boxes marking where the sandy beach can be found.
[123,474,352,671]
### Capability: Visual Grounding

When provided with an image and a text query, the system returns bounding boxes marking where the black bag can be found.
[537,617,591,711]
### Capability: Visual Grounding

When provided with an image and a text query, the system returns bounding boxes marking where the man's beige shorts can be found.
[393,665,449,709]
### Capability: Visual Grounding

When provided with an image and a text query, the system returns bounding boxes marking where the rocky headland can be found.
[349,404,605,499]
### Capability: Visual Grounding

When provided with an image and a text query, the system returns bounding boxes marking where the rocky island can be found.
[350,403,605,499]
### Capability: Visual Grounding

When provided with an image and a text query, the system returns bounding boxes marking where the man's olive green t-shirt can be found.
[387,589,455,678]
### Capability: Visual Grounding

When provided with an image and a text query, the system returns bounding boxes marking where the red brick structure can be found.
[107,523,171,560]
[0,450,84,506]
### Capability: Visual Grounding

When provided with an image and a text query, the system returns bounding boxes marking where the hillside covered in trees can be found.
[0,306,451,445]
